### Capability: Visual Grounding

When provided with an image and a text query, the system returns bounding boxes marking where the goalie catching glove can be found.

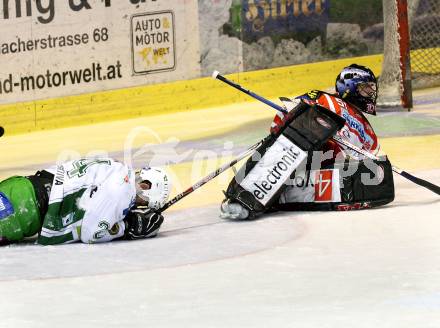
[124,207,164,240]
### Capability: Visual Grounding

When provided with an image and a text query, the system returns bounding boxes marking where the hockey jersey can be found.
[37,158,136,245]
[271,90,380,160]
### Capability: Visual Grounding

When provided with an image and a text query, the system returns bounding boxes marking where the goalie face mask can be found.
[335,64,378,115]
[135,167,171,210]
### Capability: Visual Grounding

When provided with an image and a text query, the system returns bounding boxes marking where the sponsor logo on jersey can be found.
[342,111,373,145]
[240,135,307,206]
[333,97,374,146]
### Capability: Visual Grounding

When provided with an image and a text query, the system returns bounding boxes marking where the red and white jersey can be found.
[271,91,380,160]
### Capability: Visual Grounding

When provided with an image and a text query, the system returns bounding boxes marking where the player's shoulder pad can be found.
[296,89,323,101]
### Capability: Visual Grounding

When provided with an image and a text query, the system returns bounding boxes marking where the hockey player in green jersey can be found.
[0,158,171,246]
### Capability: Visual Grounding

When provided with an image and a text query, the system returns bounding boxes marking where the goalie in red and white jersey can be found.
[221,64,395,220]
[271,64,380,160]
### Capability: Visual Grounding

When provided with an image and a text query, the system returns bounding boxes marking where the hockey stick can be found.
[0,126,4,137]
[212,71,288,114]
[159,139,264,212]
[212,71,440,196]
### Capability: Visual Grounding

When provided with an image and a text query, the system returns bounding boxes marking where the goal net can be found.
[379,0,440,109]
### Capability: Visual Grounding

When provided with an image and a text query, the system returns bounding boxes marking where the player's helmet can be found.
[136,167,172,210]
[335,64,378,115]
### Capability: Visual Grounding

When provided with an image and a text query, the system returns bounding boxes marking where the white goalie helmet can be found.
[136,166,172,210]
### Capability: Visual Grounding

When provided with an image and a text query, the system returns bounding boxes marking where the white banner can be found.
[0,0,200,104]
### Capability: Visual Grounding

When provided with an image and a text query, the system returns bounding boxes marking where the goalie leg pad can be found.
[223,103,345,218]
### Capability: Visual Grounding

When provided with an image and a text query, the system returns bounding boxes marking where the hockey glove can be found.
[124,207,164,240]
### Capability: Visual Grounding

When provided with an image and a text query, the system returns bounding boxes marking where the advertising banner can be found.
[241,0,329,42]
[0,0,200,104]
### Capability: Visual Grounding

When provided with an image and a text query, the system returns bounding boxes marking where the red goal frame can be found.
[397,0,413,109]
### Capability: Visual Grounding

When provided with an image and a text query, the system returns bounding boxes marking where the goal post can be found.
[397,0,413,109]
[379,0,440,110]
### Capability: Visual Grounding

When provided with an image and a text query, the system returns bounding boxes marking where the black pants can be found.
[26,170,54,221]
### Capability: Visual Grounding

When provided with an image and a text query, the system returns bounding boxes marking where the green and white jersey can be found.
[37,158,136,245]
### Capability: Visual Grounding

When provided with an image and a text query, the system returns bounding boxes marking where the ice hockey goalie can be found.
[221,64,395,220]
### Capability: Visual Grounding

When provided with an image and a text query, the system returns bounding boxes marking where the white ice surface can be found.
[1,172,440,328]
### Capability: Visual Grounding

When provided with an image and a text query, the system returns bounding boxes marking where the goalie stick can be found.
[212,71,440,196]
[159,139,264,212]
[212,71,288,115]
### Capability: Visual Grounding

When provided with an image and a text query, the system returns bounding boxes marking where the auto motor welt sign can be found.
[0,0,199,104]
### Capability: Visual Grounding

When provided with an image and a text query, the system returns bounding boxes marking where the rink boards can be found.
[0,54,383,135]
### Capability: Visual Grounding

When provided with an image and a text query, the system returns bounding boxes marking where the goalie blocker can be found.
[224,102,346,218]
[276,156,395,211]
